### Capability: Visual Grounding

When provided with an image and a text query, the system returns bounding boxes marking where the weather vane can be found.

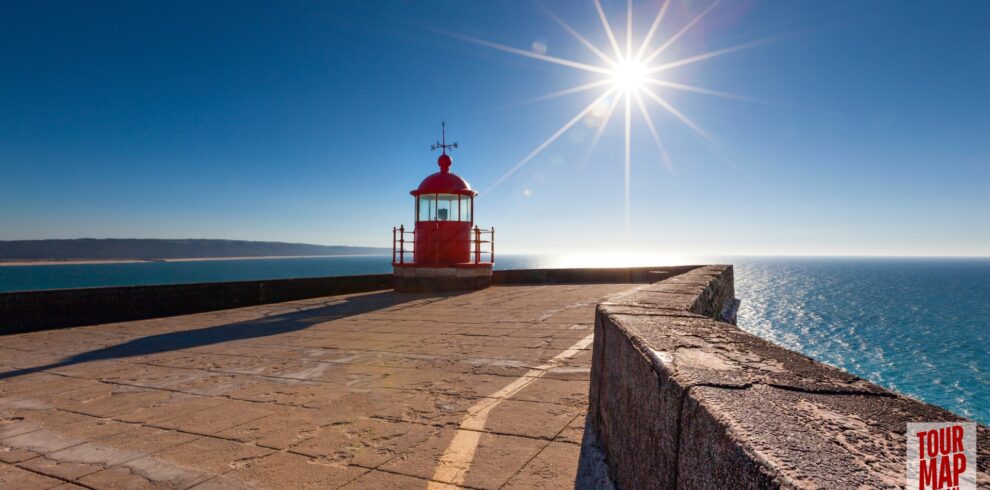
[431,120,458,154]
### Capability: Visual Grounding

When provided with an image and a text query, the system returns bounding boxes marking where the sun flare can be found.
[444,0,771,232]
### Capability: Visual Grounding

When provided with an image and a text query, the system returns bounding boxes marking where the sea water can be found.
[734,257,989,425]
[1,255,987,424]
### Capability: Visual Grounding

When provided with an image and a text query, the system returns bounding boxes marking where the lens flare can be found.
[443,0,772,232]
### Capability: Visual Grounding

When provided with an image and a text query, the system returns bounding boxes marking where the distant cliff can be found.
[0,239,389,261]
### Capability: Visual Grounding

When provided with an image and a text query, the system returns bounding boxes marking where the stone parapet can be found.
[589,265,989,488]
[0,274,392,334]
[493,265,701,285]
[0,266,699,334]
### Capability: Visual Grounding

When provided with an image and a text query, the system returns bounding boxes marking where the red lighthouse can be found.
[392,122,494,292]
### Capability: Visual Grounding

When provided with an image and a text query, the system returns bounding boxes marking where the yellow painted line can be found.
[427,333,595,488]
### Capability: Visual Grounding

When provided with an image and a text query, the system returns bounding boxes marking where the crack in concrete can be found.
[2,459,100,489]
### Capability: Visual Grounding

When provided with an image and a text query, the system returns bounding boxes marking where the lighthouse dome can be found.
[411,154,477,196]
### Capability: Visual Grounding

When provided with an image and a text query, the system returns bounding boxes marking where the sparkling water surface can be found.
[733,257,989,425]
[2,255,987,424]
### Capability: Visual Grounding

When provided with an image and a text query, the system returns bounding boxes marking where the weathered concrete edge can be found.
[588,264,990,489]
[0,266,702,334]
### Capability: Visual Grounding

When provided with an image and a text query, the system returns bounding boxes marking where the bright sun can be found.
[611,60,648,93]
[444,0,771,231]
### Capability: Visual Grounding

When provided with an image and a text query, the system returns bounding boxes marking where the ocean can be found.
[1,255,987,424]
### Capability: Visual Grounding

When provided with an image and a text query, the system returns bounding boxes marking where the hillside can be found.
[0,239,389,261]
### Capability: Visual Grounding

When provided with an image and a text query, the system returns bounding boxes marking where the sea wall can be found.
[588,264,990,488]
[0,274,392,334]
[492,265,700,285]
[0,266,701,334]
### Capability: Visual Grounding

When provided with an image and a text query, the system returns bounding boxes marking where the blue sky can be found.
[1,1,987,256]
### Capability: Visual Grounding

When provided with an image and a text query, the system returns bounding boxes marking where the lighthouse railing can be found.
[392,225,493,265]
[471,226,495,264]
[392,225,415,264]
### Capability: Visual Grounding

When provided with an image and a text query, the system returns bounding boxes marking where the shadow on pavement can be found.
[0,290,453,381]
[575,416,617,489]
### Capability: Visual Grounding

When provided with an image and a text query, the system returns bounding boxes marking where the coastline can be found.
[0,254,391,267]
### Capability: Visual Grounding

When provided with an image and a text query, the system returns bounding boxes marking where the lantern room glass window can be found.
[436,195,454,221]
[459,196,472,222]
[417,194,472,222]
[418,195,435,221]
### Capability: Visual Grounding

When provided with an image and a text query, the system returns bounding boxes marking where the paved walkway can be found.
[0,283,635,489]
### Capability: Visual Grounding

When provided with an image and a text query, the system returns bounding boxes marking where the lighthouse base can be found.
[392,263,493,293]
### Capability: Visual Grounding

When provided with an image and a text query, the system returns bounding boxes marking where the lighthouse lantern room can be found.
[392,123,494,292]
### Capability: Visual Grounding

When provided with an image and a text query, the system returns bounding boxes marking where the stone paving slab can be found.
[0,283,634,489]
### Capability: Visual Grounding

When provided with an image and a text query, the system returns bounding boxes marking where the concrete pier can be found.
[2,266,987,488]
[0,282,637,488]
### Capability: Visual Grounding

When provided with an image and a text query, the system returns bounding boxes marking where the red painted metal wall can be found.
[413,221,472,265]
